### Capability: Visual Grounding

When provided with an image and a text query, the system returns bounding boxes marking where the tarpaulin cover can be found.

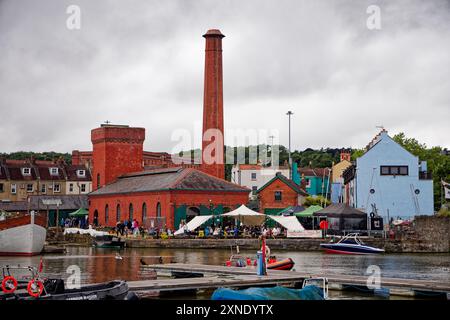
[211,285,325,300]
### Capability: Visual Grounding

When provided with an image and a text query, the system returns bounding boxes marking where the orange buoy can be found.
[2,276,18,293]
[27,279,44,298]
[225,260,231,267]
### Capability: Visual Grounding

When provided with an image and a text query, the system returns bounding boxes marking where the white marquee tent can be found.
[267,215,305,232]
[221,205,266,226]
[174,215,213,236]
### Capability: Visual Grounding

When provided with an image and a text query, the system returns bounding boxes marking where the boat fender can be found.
[370,212,375,218]
[1,276,18,293]
[261,245,271,258]
[246,258,252,266]
[27,279,44,298]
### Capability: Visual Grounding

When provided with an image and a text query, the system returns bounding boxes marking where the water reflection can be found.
[1,247,448,286]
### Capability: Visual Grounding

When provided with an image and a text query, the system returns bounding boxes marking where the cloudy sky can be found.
[0,0,449,154]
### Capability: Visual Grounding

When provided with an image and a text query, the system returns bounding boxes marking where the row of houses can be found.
[0,158,92,202]
[230,130,434,221]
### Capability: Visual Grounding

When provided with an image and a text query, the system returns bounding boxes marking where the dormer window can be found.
[50,167,59,176]
[77,170,86,178]
[22,168,31,176]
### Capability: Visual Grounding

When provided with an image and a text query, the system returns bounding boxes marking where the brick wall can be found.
[259,180,298,213]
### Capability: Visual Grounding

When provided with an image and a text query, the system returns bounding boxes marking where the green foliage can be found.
[0,151,72,164]
[437,207,450,217]
[351,148,365,161]
[304,195,330,207]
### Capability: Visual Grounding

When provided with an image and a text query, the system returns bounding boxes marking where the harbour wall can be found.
[58,216,450,253]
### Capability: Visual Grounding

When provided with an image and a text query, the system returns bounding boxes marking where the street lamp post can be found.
[286,111,293,179]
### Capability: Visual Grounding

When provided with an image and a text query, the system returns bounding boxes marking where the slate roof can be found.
[257,173,308,196]
[0,195,88,211]
[90,168,250,196]
[0,159,91,182]
[298,167,330,177]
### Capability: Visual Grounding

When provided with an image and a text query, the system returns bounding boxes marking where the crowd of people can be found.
[177,220,285,239]
[114,218,143,237]
[60,216,89,229]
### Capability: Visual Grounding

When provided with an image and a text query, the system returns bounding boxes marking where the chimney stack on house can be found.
[201,29,225,180]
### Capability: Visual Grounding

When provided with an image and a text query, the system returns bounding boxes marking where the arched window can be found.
[142,202,147,222]
[156,202,161,217]
[93,210,99,226]
[129,203,134,220]
[97,173,101,189]
[105,204,109,225]
[116,204,121,222]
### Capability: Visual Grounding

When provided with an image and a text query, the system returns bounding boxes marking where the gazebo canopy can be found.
[277,206,306,216]
[313,203,366,218]
[68,207,89,217]
[222,205,266,225]
[295,205,323,217]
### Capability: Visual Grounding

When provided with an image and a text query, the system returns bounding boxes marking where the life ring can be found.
[27,279,44,298]
[1,276,18,293]
[261,245,271,258]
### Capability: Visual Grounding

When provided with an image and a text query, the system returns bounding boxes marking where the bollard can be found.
[256,251,266,276]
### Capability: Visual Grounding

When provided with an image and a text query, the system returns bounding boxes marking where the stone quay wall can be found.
[59,216,450,253]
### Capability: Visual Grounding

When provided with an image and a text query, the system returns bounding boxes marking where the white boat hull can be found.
[0,223,47,256]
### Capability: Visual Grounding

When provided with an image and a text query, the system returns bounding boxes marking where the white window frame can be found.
[306,179,311,188]
[22,168,31,176]
[251,172,257,181]
[77,170,86,178]
[41,184,46,194]
[11,184,17,194]
[49,167,59,176]
[26,183,34,193]
[80,184,86,192]
[53,183,61,193]
[69,183,74,192]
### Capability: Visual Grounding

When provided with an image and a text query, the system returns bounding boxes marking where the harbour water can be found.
[1,246,449,300]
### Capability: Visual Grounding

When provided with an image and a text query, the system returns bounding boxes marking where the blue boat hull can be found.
[320,243,384,255]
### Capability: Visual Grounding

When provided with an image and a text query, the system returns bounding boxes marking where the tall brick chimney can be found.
[91,124,145,190]
[201,29,225,180]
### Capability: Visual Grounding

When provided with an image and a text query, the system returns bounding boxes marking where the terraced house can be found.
[0,158,92,202]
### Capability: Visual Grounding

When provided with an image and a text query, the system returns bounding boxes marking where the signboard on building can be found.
[443,180,450,200]
[287,230,322,238]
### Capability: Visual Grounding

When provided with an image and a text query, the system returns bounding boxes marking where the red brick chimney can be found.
[201,29,225,180]
[340,150,351,162]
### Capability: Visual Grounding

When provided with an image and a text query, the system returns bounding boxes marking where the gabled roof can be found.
[257,173,308,196]
[298,167,330,177]
[89,168,250,196]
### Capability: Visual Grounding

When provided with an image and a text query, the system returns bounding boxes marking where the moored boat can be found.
[0,211,46,256]
[93,234,126,249]
[320,233,385,255]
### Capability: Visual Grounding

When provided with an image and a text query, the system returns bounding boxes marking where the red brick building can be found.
[89,167,249,229]
[257,173,308,215]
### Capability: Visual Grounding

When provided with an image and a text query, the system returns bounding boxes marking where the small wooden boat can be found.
[93,235,126,249]
[320,233,385,255]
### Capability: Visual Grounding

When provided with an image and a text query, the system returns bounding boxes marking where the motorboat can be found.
[0,211,46,256]
[93,235,126,249]
[320,233,385,255]
[0,264,131,300]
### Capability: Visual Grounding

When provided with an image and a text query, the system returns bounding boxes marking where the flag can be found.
[38,258,43,273]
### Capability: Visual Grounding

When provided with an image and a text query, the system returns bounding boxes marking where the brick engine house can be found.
[88,29,250,229]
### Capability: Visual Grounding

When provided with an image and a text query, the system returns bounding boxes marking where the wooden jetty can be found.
[129,263,450,298]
